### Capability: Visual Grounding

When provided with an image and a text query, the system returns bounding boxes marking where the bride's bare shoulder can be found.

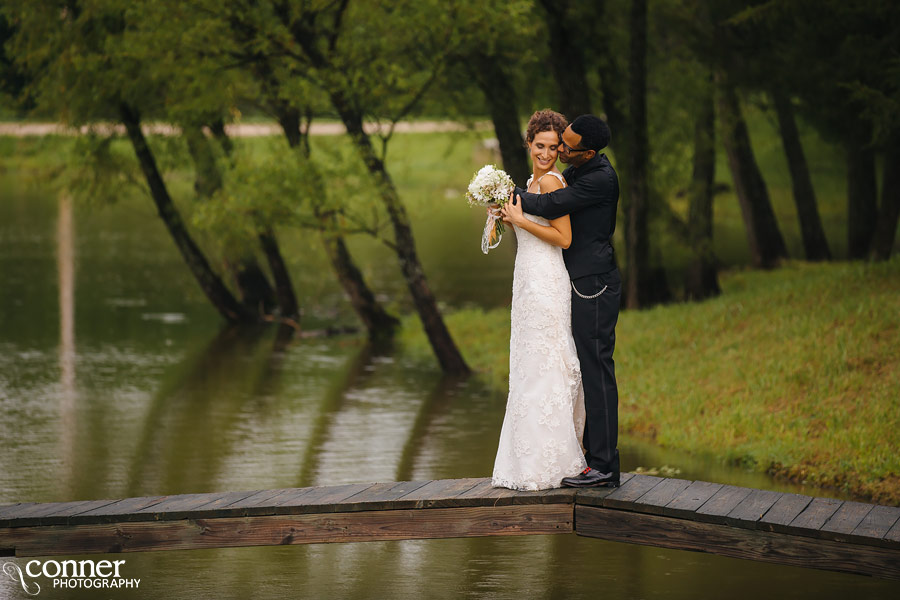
[538,172,565,193]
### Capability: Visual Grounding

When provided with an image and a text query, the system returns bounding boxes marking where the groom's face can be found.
[559,126,595,167]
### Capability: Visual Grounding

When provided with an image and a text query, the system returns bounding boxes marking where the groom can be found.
[508,114,622,487]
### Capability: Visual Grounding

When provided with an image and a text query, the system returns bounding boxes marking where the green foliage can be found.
[66,134,146,206]
[191,141,322,243]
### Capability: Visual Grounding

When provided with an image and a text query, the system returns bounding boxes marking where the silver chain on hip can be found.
[571,281,608,299]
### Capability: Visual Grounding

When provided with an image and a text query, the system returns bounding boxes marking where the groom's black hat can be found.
[571,115,611,151]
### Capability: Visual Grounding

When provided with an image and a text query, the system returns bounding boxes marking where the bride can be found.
[490,110,587,491]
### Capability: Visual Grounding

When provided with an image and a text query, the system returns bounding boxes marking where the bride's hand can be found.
[501,195,526,227]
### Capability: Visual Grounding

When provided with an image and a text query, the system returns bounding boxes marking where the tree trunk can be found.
[846,139,878,259]
[538,0,592,120]
[257,227,300,320]
[771,90,831,261]
[232,256,276,315]
[469,53,530,188]
[870,139,900,261]
[625,0,650,309]
[271,105,394,333]
[274,104,302,149]
[184,124,280,316]
[595,0,628,160]
[120,103,253,323]
[686,76,721,301]
[321,227,400,341]
[334,96,469,375]
[717,79,789,269]
[208,118,233,158]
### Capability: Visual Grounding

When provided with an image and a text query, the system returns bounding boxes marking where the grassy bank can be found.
[399,260,900,505]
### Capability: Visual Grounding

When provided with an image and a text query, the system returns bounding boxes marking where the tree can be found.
[466,52,530,188]
[183,121,279,316]
[3,0,267,323]
[119,103,256,322]
[685,71,720,300]
[216,8,399,339]
[436,1,536,188]
[1,0,322,324]
[770,90,832,261]
[536,0,593,121]
[870,140,900,260]
[717,77,789,269]
[624,0,650,308]
[285,2,469,373]
[197,0,469,373]
[727,0,900,260]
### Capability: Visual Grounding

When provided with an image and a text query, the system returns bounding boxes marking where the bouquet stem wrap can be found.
[482,207,503,254]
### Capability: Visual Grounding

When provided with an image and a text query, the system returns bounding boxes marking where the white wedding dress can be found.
[491,171,587,491]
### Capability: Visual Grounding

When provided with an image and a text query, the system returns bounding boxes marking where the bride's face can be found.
[528,130,560,173]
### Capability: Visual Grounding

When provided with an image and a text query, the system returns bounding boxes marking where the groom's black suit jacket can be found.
[516,153,619,279]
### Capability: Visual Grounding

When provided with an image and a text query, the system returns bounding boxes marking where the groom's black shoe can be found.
[561,467,620,488]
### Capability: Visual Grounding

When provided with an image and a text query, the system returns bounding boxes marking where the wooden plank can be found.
[886,516,900,543]
[725,489,782,528]
[662,481,723,517]
[789,497,843,531]
[575,505,900,581]
[633,478,692,516]
[276,483,377,514]
[601,475,663,509]
[35,499,127,526]
[394,478,485,508]
[570,472,636,508]
[0,504,38,528]
[0,504,574,557]
[70,496,172,524]
[851,505,900,544]
[130,492,226,517]
[758,493,812,532]
[454,479,495,500]
[223,488,295,510]
[6,500,92,520]
[0,503,39,520]
[449,480,575,508]
[239,488,314,516]
[820,501,873,536]
[457,481,532,506]
[8,499,119,527]
[190,490,265,513]
[527,487,577,506]
[694,485,753,524]
[331,481,432,511]
[432,479,532,508]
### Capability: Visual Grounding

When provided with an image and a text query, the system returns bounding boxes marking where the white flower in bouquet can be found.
[466,165,515,207]
[465,165,514,253]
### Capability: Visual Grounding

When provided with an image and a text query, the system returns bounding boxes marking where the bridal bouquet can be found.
[466,165,515,254]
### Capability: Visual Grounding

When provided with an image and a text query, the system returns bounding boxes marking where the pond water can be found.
[1,167,898,600]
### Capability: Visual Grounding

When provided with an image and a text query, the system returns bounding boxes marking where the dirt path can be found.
[0,120,488,137]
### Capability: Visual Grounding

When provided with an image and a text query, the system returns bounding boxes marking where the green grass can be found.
[400,260,900,504]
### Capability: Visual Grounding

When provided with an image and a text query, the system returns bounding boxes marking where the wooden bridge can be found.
[2,474,899,580]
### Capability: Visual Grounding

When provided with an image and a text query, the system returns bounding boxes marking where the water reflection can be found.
[1,180,898,599]
[56,194,77,497]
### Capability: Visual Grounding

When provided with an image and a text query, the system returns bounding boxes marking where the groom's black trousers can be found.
[571,268,621,474]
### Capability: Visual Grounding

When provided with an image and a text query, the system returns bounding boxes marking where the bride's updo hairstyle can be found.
[525,109,567,145]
